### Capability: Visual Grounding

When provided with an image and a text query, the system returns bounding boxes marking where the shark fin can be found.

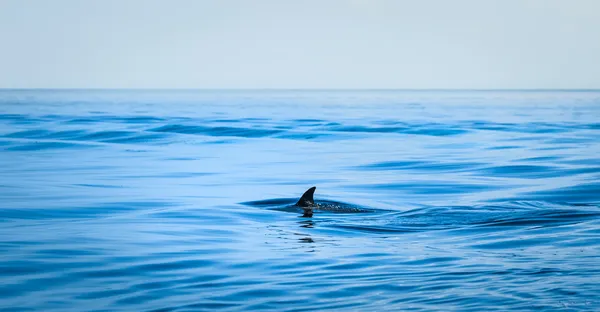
[296,186,316,207]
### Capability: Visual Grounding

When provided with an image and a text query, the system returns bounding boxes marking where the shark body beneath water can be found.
[251,186,379,217]
[241,187,600,232]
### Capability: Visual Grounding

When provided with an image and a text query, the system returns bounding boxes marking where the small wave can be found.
[0,113,27,121]
[325,202,600,234]
[545,136,597,144]
[61,115,167,124]
[0,201,176,220]
[3,129,51,139]
[240,198,298,207]
[356,181,500,194]
[39,130,88,140]
[324,124,468,136]
[211,117,270,123]
[111,116,166,124]
[274,132,336,141]
[102,133,170,144]
[63,118,99,124]
[515,156,561,162]
[291,118,327,123]
[149,124,282,138]
[4,141,95,151]
[472,165,560,179]
[76,130,137,141]
[1,129,172,147]
[486,145,522,150]
[465,121,576,134]
[522,182,600,203]
[355,160,485,172]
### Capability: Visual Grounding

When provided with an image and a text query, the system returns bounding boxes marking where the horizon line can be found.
[1,88,600,92]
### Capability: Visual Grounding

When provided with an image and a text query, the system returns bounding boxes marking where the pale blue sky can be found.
[1,0,599,89]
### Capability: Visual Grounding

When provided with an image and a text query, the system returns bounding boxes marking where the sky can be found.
[0,0,599,89]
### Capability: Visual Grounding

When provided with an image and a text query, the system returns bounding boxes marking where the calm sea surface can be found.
[1,90,599,311]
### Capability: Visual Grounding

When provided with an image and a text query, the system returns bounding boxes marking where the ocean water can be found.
[1,89,599,311]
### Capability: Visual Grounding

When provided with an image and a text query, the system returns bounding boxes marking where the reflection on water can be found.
[299,219,315,229]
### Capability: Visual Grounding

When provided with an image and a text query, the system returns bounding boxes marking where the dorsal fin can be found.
[296,186,316,207]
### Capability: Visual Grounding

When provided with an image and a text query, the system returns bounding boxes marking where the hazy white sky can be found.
[1,0,599,89]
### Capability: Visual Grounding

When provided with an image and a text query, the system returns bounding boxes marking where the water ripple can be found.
[1,90,600,312]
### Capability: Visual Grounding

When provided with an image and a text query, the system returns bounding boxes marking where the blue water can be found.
[1,90,599,311]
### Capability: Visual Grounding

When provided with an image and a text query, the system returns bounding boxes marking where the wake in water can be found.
[241,186,600,234]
